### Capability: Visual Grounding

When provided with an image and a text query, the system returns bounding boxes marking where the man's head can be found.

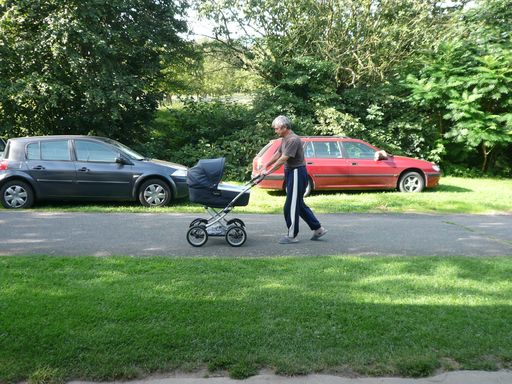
[272,115,292,137]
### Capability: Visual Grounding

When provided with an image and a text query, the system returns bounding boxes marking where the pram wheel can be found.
[225,225,247,247]
[227,218,245,227]
[189,218,208,227]
[187,225,208,247]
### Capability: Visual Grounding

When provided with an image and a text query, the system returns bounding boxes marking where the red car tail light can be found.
[0,160,8,170]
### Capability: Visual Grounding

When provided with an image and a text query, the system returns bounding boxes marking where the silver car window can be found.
[343,142,376,159]
[75,140,118,162]
[41,140,71,161]
[101,138,145,160]
[27,142,40,160]
[311,141,342,158]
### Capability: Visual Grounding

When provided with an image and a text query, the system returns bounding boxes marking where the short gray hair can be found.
[272,115,292,129]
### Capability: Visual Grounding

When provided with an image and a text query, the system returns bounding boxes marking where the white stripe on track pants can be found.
[284,165,321,238]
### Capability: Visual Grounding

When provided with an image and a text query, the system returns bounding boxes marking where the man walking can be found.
[261,115,327,244]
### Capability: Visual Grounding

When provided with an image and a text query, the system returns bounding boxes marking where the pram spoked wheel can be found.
[189,218,208,227]
[225,225,247,247]
[227,218,245,228]
[187,225,208,247]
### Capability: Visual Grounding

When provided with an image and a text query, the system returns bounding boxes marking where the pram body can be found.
[186,158,261,247]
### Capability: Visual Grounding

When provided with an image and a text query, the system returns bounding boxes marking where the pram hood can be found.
[187,157,225,189]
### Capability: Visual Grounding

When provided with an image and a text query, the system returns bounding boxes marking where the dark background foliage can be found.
[0,0,187,144]
[1,0,510,179]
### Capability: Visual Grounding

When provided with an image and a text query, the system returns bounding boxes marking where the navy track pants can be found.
[284,166,321,238]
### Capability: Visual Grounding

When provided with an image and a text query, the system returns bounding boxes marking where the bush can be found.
[139,100,269,180]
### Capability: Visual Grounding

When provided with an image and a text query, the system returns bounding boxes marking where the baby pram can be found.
[186,157,263,247]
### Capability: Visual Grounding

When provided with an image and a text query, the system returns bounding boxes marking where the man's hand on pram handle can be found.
[251,172,267,184]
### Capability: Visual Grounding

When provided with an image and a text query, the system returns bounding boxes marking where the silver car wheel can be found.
[4,185,28,208]
[399,171,424,193]
[143,184,167,206]
[138,179,171,207]
[404,176,419,191]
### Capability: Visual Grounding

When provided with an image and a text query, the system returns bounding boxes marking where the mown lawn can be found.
[20,176,512,214]
[1,256,512,382]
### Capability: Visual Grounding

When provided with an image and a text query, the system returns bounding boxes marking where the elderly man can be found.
[261,115,327,244]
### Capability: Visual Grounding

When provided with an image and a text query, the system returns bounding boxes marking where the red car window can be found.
[311,141,342,158]
[342,141,375,159]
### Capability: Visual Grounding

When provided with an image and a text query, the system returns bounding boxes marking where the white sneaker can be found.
[279,236,299,244]
[311,228,328,241]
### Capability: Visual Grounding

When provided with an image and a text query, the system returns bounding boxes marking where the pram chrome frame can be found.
[187,175,263,247]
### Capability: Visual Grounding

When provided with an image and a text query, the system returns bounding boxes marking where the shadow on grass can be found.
[35,200,139,209]
[265,189,397,197]
[1,257,511,382]
[266,184,472,197]
[434,185,472,193]
[32,197,193,210]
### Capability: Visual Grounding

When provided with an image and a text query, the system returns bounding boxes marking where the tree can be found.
[194,0,466,89]
[200,42,262,97]
[160,40,262,100]
[0,0,188,143]
[406,0,512,172]
[192,0,467,153]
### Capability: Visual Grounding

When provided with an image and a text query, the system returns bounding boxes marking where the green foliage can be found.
[200,42,262,96]
[141,101,265,180]
[160,44,204,98]
[2,0,511,176]
[442,165,487,178]
[315,107,365,137]
[192,0,467,170]
[338,84,443,161]
[405,0,512,173]
[0,0,188,144]
[160,40,263,99]
[196,0,462,89]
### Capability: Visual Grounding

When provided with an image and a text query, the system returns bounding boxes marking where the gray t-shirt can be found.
[278,132,305,168]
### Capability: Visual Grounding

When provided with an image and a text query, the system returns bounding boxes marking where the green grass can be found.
[2,256,512,382]
[13,176,512,214]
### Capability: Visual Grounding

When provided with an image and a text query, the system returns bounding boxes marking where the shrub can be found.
[139,100,267,180]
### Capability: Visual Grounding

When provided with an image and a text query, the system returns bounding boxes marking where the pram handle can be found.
[250,173,266,185]
[218,174,265,213]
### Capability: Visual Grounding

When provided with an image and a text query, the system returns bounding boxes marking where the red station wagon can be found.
[252,136,440,195]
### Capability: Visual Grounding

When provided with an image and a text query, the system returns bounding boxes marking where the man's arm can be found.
[263,154,289,175]
[263,150,281,169]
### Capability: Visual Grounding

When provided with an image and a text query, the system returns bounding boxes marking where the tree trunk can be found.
[481,142,493,174]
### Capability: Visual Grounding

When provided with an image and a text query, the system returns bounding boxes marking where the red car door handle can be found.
[351,162,358,166]
[307,162,314,165]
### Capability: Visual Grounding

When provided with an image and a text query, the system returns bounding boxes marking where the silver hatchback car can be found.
[0,135,188,208]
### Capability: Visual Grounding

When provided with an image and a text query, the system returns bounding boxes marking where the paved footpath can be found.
[71,370,512,384]
[0,211,511,256]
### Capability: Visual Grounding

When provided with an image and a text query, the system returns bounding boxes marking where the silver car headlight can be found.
[171,168,187,177]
